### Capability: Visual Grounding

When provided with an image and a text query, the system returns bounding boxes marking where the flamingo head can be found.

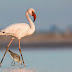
[27,8,36,22]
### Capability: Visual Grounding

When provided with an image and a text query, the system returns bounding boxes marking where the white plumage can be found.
[0,8,36,67]
[0,8,36,39]
[1,23,30,39]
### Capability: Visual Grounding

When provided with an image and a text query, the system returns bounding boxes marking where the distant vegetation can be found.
[37,24,72,36]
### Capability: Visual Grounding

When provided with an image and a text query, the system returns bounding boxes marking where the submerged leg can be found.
[18,39,25,67]
[11,60,14,65]
[0,37,14,66]
[14,61,15,65]
[11,60,15,66]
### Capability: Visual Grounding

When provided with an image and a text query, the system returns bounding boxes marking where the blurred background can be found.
[0,0,72,72]
[0,0,72,46]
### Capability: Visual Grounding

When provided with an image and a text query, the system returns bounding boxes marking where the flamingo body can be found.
[1,23,30,39]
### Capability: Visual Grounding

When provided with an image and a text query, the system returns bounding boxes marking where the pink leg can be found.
[0,37,14,66]
[18,39,25,67]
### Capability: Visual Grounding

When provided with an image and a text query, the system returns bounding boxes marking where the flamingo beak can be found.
[32,12,36,22]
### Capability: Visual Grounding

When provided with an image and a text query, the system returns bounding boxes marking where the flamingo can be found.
[0,8,36,67]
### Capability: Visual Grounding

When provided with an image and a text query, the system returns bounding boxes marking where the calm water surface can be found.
[0,47,72,72]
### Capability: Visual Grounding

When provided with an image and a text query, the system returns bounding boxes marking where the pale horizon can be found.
[0,0,72,31]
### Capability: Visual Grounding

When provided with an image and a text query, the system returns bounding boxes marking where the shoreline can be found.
[0,41,72,48]
[0,34,72,48]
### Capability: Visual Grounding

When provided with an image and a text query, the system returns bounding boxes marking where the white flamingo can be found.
[0,8,36,67]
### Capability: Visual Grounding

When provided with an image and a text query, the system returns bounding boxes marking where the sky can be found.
[0,0,72,31]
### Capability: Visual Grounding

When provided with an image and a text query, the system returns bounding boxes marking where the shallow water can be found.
[0,47,72,72]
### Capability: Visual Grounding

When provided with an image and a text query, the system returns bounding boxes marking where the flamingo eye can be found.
[32,11,34,14]
[32,11,35,16]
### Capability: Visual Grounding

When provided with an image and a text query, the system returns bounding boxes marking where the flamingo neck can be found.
[26,12,35,35]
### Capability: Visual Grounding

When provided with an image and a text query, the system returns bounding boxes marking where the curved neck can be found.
[26,12,35,35]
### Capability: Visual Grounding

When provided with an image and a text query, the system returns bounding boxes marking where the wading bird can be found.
[0,8,36,67]
[8,50,22,66]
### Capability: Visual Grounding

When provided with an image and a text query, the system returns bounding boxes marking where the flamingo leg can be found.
[0,37,14,66]
[18,39,25,67]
